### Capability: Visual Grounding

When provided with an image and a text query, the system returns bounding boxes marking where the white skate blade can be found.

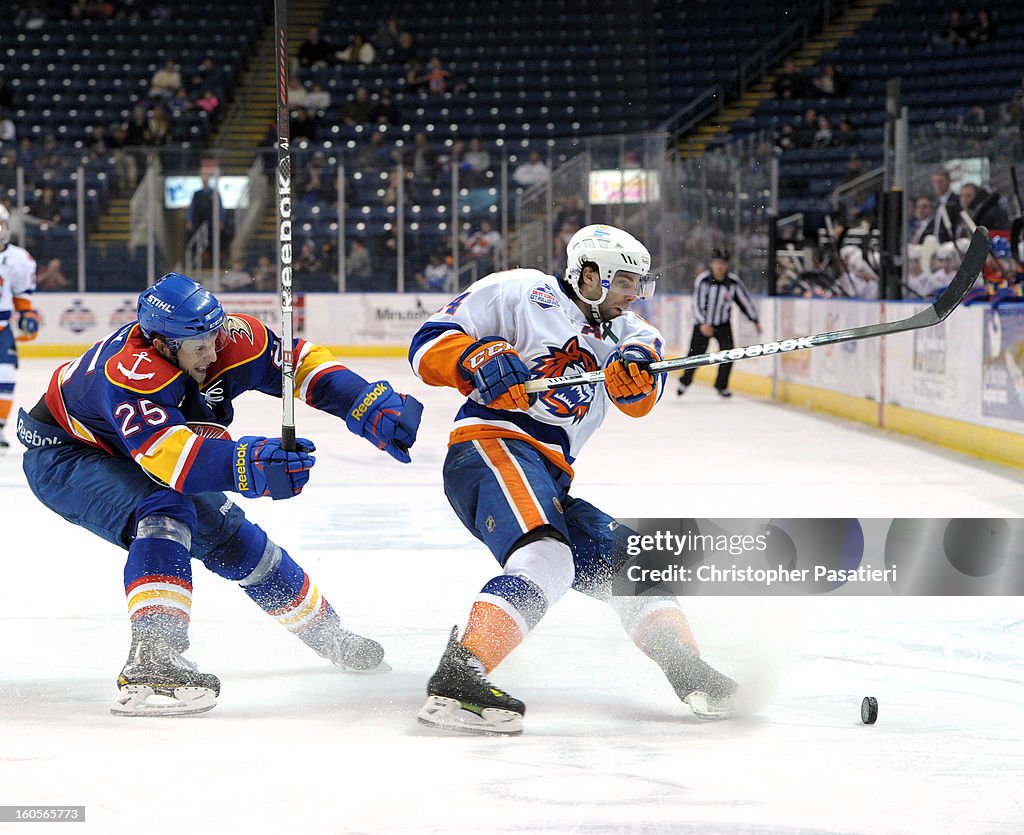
[684,691,736,720]
[417,695,523,735]
[110,685,217,717]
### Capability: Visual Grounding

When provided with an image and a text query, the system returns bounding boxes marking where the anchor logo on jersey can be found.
[116,351,156,381]
[530,336,599,423]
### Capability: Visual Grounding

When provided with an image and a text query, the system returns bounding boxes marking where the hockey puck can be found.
[861,696,878,724]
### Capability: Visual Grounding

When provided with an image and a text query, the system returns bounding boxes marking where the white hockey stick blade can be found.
[110,684,218,718]
[417,695,524,735]
[524,226,989,394]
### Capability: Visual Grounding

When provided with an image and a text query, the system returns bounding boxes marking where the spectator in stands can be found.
[305,83,331,112]
[841,154,865,185]
[462,138,491,184]
[290,107,317,142]
[812,116,834,148]
[347,238,373,291]
[374,14,402,63]
[35,258,68,291]
[35,134,63,177]
[957,182,1009,233]
[288,77,308,110]
[773,58,807,100]
[370,88,400,126]
[169,87,193,113]
[357,132,392,174]
[337,33,375,65]
[937,10,972,48]
[971,8,994,44]
[811,63,844,98]
[407,131,439,191]
[29,185,62,225]
[295,238,326,280]
[123,105,150,148]
[148,60,182,104]
[297,151,335,205]
[833,118,856,148]
[0,108,15,143]
[513,151,548,189]
[393,31,418,66]
[109,124,138,193]
[298,27,333,70]
[929,170,960,242]
[908,195,935,244]
[342,87,374,126]
[195,89,220,118]
[87,123,109,159]
[424,57,450,95]
[794,107,818,148]
[251,254,276,291]
[463,219,502,277]
[146,106,170,146]
[405,59,427,95]
[192,57,225,99]
[415,251,454,291]
[220,258,252,291]
[554,196,585,233]
[773,122,796,153]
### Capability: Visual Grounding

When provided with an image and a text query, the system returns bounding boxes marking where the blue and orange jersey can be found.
[409,269,665,478]
[44,314,369,494]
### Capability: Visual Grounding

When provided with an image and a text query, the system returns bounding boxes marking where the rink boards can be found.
[19,291,1024,469]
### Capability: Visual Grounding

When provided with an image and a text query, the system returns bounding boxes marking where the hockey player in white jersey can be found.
[0,205,40,450]
[409,224,737,734]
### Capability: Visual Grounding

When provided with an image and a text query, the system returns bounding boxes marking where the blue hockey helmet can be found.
[137,272,225,351]
[990,235,1012,259]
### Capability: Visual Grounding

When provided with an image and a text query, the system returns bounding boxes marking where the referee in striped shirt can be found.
[677,248,762,398]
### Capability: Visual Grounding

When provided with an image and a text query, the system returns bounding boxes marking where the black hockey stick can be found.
[523,226,989,394]
[274,0,296,451]
[1009,166,1023,270]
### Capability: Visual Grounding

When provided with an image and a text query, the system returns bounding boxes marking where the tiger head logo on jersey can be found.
[531,336,599,423]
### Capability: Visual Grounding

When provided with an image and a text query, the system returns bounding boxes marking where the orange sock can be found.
[0,397,12,424]
[632,606,699,657]
[460,600,524,673]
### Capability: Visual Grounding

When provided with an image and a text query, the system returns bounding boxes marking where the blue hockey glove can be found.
[458,336,534,410]
[17,310,41,342]
[345,380,423,464]
[605,343,661,404]
[233,436,317,500]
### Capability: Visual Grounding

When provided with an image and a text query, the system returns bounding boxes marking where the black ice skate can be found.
[417,627,525,735]
[648,643,738,720]
[307,625,389,672]
[111,635,220,717]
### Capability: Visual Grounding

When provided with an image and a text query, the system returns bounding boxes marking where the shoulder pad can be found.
[211,314,270,374]
[104,326,182,394]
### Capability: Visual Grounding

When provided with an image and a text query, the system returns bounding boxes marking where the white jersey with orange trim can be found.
[409,268,665,476]
[0,242,37,330]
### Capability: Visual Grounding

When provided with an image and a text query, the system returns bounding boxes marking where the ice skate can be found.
[110,635,220,717]
[418,627,525,735]
[0,425,9,452]
[307,624,389,672]
[649,644,738,720]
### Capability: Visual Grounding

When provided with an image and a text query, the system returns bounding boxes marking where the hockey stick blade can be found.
[523,227,989,394]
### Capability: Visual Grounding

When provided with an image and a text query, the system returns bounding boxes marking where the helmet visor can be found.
[609,269,656,300]
[168,325,228,356]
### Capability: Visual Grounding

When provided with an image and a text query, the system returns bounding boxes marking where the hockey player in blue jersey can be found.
[17,272,422,716]
[410,224,737,734]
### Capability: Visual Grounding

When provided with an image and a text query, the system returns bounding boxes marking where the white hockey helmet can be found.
[0,204,11,248]
[565,224,655,311]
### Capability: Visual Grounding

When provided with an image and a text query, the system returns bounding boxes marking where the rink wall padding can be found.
[19,292,1024,469]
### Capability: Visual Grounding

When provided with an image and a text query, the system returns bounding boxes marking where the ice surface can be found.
[2,358,1023,834]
